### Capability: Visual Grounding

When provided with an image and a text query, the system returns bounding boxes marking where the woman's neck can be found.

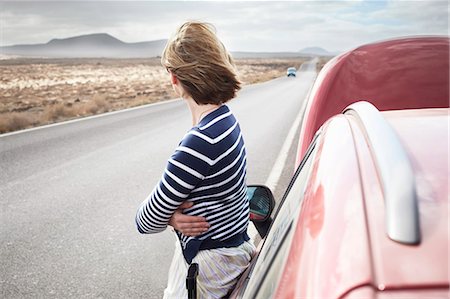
[185,97,221,126]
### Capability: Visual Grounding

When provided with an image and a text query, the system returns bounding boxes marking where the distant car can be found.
[286,67,296,77]
[229,36,449,299]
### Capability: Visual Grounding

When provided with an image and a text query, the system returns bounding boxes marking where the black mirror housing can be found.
[247,185,275,238]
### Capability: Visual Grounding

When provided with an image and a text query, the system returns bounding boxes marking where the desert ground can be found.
[0,57,329,133]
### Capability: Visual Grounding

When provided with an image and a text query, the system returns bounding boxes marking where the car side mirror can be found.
[248,185,275,238]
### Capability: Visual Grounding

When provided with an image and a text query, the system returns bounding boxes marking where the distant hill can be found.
[231,51,312,59]
[298,47,334,56]
[0,33,332,59]
[0,33,168,58]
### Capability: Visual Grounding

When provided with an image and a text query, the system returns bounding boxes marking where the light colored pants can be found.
[163,239,255,299]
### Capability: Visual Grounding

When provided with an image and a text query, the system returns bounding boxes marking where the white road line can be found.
[248,101,305,244]
[249,61,317,243]
[265,62,317,192]
[0,98,181,138]
[264,98,306,191]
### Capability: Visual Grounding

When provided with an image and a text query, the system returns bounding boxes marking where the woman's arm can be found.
[135,135,211,234]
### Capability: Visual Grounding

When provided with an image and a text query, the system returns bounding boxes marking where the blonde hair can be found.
[161,21,241,105]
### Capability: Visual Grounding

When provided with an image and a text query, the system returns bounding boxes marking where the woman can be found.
[135,21,255,298]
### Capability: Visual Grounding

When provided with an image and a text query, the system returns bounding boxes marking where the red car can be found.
[230,37,449,298]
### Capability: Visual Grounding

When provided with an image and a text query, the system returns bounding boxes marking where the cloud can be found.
[0,1,448,52]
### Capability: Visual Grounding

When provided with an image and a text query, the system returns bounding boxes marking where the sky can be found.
[0,0,448,53]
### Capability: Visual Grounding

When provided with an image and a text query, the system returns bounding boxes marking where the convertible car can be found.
[229,36,449,298]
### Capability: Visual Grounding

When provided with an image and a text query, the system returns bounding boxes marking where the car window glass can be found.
[255,223,293,299]
[243,139,318,298]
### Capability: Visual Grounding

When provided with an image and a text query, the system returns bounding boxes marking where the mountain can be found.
[0,33,168,58]
[298,47,333,56]
[231,51,312,59]
[1,33,335,59]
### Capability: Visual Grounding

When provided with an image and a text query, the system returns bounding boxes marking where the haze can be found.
[1,0,448,53]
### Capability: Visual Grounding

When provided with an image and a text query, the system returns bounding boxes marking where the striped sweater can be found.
[136,105,250,263]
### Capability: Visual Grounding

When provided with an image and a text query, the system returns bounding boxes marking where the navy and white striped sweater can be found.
[136,105,250,263]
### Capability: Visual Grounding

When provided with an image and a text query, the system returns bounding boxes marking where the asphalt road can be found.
[0,59,317,298]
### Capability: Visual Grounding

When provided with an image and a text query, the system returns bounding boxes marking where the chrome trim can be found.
[344,101,420,245]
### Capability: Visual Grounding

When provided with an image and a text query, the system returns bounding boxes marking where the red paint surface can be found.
[275,116,373,298]
[277,109,449,298]
[297,36,450,166]
[360,109,449,290]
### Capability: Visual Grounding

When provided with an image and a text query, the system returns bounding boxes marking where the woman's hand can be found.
[169,202,210,237]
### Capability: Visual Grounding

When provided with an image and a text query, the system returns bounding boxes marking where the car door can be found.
[234,135,320,298]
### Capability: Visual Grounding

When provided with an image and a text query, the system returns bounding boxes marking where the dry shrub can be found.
[0,95,113,134]
[234,58,307,85]
[42,103,73,122]
[81,94,109,114]
[127,92,172,108]
[316,56,333,73]
[0,112,37,133]
[0,57,312,134]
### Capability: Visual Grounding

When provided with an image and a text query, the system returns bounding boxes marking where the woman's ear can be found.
[170,72,183,97]
[170,72,178,85]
